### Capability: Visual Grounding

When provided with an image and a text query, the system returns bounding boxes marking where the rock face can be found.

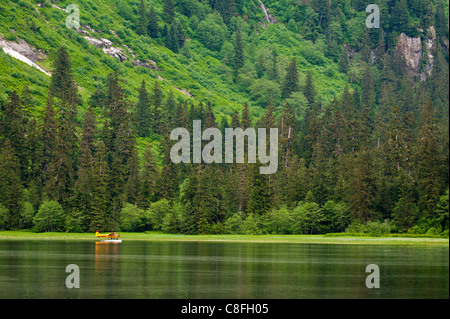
[257,0,277,28]
[395,26,436,81]
[132,59,162,71]
[0,35,51,76]
[0,35,47,62]
[83,36,127,62]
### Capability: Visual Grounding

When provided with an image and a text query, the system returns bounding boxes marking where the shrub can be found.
[19,202,35,230]
[241,213,263,235]
[196,13,227,51]
[223,213,243,234]
[346,220,392,236]
[161,202,185,234]
[265,206,292,234]
[147,199,171,230]
[291,201,324,234]
[364,220,392,236]
[120,203,148,232]
[33,200,65,232]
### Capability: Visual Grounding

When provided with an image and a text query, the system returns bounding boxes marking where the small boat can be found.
[95,231,122,243]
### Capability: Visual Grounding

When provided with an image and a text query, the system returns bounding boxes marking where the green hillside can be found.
[0,0,351,118]
[0,0,448,236]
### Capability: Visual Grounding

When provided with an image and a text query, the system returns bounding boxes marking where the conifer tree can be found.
[91,140,109,232]
[147,3,159,38]
[163,0,175,24]
[165,23,179,52]
[281,58,300,99]
[248,164,271,215]
[230,110,240,128]
[151,80,164,134]
[338,50,349,74]
[45,47,80,207]
[137,0,148,36]
[0,140,23,229]
[303,70,317,107]
[138,143,158,209]
[241,102,252,129]
[416,101,442,218]
[135,80,151,137]
[349,147,377,223]
[103,72,135,229]
[232,27,244,82]
[72,107,97,229]
[268,50,279,81]
[0,91,27,181]
[125,143,141,205]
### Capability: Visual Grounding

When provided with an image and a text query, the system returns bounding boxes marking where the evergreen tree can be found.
[391,0,411,34]
[435,0,449,39]
[90,140,109,232]
[338,50,349,74]
[147,3,159,38]
[137,0,148,36]
[125,143,141,205]
[176,20,186,48]
[138,143,158,209]
[248,164,271,215]
[349,147,377,223]
[281,58,300,99]
[0,140,23,229]
[232,28,244,82]
[241,102,252,129]
[303,70,317,107]
[0,91,27,181]
[268,50,279,81]
[151,80,164,134]
[165,23,179,52]
[416,101,442,218]
[135,80,151,137]
[72,107,97,230]
[103,72,135,229]
[46,47,79,208]
[163,0,175,24]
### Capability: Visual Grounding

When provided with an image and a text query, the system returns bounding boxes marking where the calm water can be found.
[0,239,448,299]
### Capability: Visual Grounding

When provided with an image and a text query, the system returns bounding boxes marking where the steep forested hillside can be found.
[0,0,448,236]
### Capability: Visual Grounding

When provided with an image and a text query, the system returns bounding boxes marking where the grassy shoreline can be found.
[0,230,448,246]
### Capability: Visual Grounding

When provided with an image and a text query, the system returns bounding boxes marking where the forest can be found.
[0,0,448,236]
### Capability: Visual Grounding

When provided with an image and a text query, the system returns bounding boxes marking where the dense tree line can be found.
[0,42,448,235]
[0,0,448,235]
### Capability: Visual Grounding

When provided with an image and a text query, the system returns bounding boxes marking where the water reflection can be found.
[94,242,120,275]
[0,240,448,299]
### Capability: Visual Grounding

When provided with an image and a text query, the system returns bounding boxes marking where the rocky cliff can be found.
[395,26,437,81]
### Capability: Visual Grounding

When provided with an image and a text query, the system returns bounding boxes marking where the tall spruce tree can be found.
[232,27,244,82]
[163,0,175,24]
[45,46,79,207]
[135,80,151,137]
[147,4,159,38]
[416,101,442,218]
[91,140,109,232]
[0,140,23,229]
[137,0,147,36]
[281,58,300,99]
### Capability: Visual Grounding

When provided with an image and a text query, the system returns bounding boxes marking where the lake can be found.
[0,239,448,299]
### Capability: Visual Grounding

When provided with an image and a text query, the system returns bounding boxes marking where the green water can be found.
[0,240,448,299]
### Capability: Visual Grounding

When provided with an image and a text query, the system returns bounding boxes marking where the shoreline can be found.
[0,231,448,246]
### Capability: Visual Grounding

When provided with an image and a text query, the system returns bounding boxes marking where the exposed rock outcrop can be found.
[132,59,162,71]
[0,35,51,76]
[257,0,277,28]
[395,26,437,81]
[83,36,127,62]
